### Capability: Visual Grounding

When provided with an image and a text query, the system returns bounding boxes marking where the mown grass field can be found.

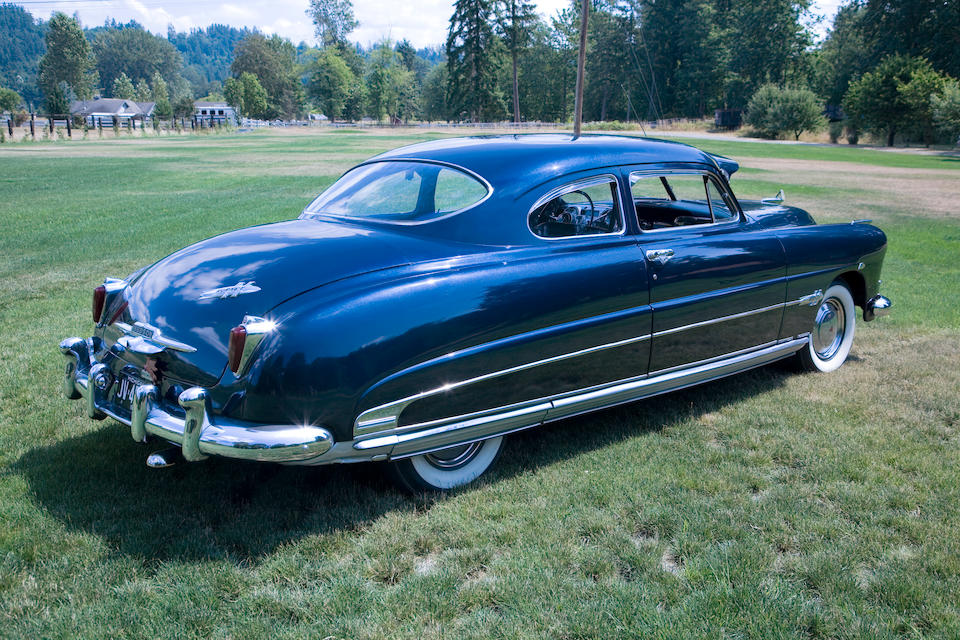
[1,129,958,639]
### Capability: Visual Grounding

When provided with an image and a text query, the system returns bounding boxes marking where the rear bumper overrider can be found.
[59,336,334,463]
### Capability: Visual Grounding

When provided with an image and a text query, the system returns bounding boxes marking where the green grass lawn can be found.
[1,129,959,639]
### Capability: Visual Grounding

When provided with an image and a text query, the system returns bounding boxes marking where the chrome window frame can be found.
[299,158,494,226]
[629,169,742,234]
[526,173,627,241]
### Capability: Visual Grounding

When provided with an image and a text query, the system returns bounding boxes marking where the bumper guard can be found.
[59,337,334,463]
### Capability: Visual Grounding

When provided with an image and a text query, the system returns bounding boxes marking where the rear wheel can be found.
[796,282,856,372]
[388,436,504,492]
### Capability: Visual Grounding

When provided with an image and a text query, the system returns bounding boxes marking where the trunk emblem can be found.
[198,281,262,300]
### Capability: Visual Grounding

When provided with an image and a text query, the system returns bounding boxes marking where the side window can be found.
[631,171,735,230]
[529,177,623,239]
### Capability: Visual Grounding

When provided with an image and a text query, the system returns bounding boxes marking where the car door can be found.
[628,168,787,374]
[355,173,653,433]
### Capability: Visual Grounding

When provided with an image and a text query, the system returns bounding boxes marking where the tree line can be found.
[1,0,958,145]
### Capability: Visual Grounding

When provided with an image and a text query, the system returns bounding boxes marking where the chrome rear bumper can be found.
[864,295,892,322]
[59,337,334,463]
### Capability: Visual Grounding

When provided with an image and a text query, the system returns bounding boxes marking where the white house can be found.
[70,98,155,125]
[194,101,237,125]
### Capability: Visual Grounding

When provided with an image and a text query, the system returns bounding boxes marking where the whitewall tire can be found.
[388,436,504,492]
[797,282,856,373]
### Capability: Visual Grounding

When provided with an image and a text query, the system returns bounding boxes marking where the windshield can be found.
[302,161,489,223]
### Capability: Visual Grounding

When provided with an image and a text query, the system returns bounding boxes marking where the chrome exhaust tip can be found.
[146,447,184,469]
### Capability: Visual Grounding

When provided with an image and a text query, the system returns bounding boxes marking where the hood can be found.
[105,218,420,387]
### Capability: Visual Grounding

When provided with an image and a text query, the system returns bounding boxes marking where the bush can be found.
[746,85,825,140]
[932,81,960,144]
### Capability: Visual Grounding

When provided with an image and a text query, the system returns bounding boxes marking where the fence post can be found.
[48,114,54,134]
[30,113,35,139]
[7,117,12,137]
[112,115,119,136]
[66,115,72,137]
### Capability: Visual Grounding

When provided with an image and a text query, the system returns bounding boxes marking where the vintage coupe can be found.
[59,135,891,491]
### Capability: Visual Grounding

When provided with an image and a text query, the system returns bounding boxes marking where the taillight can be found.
[228,325,247,374]
[92,285,106,323]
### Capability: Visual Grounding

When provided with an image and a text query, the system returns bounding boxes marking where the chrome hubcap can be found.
[423,442,483,469]
[812,298,845,359]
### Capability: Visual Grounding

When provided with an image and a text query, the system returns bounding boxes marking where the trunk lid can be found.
[104,218,416,387]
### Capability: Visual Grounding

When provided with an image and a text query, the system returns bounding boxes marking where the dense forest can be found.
[1,0,958,145]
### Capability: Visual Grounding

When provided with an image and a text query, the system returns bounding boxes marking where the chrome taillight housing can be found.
[227,316,276,375]
[93,278,128,325]
[92,285,107,323]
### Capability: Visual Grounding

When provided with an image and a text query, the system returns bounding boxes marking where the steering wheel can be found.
[567,190,596,225]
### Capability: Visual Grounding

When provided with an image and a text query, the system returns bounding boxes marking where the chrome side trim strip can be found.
[355,294,818,439]
[354,331,652,437]
[348,338,807,460]
[651,302,783,338]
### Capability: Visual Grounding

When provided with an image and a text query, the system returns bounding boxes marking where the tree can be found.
[225,72,269,119]
[495,0,537,122]
[861,0,960,80]
[0,87,22,113]
[446,0,505,122]
[897,66,949,145]
[307,0,358,48]
[111,72,135,99]
[422,62,449,121]
[231,33,304,119]
[0,4,46,107]
[151,71,172,117]
[365,41,418,122]
[172,94,195,119]
[308,48,355,120]
[38,12,97,108]
[92,24,184,96]
[718,0,814,110]
[932,82,960,143]
[812,2,871,109]
[844,55,946,146]
[134,78,151,101]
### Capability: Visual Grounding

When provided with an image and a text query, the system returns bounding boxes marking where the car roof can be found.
[369,134,721,191]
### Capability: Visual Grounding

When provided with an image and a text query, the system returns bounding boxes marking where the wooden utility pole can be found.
[573,0,590,138]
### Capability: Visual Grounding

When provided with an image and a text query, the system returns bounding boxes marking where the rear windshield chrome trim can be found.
[300,158,493,226]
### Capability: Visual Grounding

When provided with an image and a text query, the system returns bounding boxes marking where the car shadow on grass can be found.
[15,363,792,564]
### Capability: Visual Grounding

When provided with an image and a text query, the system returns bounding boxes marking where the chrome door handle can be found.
[645,248,674,264]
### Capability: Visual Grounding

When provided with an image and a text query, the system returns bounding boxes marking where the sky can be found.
[17,0,845,49]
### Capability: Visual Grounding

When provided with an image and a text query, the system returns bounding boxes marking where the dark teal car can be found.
[59,135,891,491]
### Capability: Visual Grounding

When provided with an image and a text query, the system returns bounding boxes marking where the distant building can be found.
[194,101,237,125]
[70,98,155,124]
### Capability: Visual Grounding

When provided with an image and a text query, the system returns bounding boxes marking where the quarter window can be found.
[529,177,623,239]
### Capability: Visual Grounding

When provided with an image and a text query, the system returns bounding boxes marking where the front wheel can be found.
[388,436,504,492]
[796,282,856,372]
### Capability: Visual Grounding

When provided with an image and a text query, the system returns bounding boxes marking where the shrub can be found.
[746,85,825,140]
[932,81,960,144]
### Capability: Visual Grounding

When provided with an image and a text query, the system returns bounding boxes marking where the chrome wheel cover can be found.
[812,298,845,359]
[423,442,483,469]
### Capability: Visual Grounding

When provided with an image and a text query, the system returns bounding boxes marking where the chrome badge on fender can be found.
[198,281,261,300]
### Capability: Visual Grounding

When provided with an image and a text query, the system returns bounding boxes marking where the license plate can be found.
[113,374,141,408]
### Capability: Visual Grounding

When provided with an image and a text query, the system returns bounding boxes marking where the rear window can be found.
[302,161,488,223]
